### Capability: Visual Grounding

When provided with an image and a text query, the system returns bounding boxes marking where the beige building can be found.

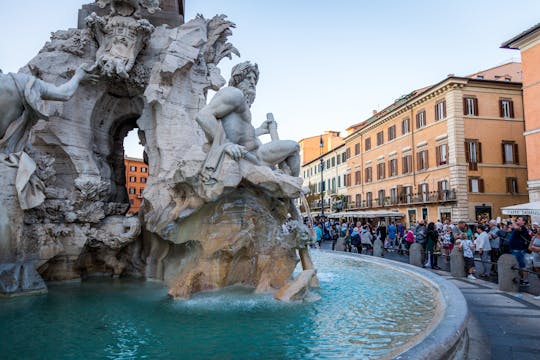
[344,63,528,225]
[301,144,348,215]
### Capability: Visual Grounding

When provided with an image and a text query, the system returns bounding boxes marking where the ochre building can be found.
[503,26,540,202]
[124,157,148,214]
[343,63,528,225]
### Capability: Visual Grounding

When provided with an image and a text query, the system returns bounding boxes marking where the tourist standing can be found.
[475,225,491,278]
[488,220,504,274]
[425,222,441,270]
[528,222,540,299]
[314,223,323,248]
[387,221,397,249]
[360,226,373,255]
[458,234,476,279]
[509,216,531,287]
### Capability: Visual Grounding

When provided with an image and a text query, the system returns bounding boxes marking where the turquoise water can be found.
[0,251,437,359]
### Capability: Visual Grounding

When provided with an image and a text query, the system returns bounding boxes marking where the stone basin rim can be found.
[318,250,469,360]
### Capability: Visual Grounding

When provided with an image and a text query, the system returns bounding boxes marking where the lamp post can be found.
[319,135,325,222]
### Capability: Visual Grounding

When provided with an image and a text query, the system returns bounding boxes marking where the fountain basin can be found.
[0,251,467,359]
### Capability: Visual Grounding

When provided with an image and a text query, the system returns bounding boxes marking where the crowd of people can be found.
[308,216,540,299]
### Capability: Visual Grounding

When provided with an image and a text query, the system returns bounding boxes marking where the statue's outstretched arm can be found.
[39,64,98,102]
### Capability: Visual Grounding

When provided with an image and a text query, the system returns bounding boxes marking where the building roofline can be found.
[501,23,540,49]
[344,75,522,141]
[298,131,342,143]
[466,61,521,77]
[124,156,145,162]
[302,143,346,167]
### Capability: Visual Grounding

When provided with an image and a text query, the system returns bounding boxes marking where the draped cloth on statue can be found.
[0,74,48,209]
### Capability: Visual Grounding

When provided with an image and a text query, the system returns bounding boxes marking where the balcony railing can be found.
[342,189,456,210]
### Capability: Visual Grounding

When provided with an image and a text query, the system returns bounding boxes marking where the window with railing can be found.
[378,190,385,206]
[366,192,373,207]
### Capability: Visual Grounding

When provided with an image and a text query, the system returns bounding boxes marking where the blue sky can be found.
[1,1,540,157]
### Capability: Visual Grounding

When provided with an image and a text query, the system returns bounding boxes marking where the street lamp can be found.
[319,135,325,222]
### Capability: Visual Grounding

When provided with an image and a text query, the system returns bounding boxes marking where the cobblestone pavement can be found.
[319,241,540,359]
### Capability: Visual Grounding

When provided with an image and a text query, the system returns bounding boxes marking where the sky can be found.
[1,1,540,157]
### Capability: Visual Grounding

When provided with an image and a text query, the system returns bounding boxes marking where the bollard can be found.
[373,239,384,257]
[449,247,466,278]
[409,243,424,267]
[497,254,519,292]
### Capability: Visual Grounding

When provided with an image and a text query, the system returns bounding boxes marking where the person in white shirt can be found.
[459,235,476,279]
[475,225,491,278]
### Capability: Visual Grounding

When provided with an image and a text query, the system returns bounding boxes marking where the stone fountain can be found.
[0,0,317,300]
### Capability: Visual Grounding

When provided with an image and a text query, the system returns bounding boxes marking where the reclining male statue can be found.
[195,61,300,185]
[0,63,97,208]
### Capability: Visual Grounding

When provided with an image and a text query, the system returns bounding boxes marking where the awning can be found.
[326,210,405,218]
[501,201,540,216]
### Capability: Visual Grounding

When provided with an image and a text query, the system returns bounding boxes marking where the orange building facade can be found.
[503,26,540,202]
[298,131,344,165]
[342,63,528,225]
[124,157,148,214]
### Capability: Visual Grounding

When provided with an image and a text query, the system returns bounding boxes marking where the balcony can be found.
[345,189,457,210]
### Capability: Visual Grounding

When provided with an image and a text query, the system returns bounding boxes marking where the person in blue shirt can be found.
[314,223,323,248]
[388,222,397,249]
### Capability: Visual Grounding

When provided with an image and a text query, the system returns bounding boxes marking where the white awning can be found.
[326,210,405,218]
[501,201,540,216]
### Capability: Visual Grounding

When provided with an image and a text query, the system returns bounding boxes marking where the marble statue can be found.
[0,64,97,209]
[196,61,301,185]
[86,1,155,79]
[0,3,317,301]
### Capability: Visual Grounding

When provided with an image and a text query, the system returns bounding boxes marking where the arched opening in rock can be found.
[122,128,147,215]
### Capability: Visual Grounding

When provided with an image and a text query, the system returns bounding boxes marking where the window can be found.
[437,180,450,200]
[502,141,519,164]
[326,159,330,169]
[355,194,361,207]
[418,183,429,202]
[435,100,446,121]
[377,162,385,180]
[402,155,412,174]
[331,157,335,167]
[390,188,397,204]
[354,170,361,185]
[337,154,341,165]
[129,165,137,171]
[404,186,412,203]
[417,150,429,171]
[141,167,148,173]
[345,148,351,159]
[140,177,147,183]
[499,99,514,118]
[416,110,426,129]
[463,97,478,116]
[401,118,410,135]
[378,190,385,206]
[506,177,518,193]
[365,137,371,151]
[388,159,398,177]
[129,199,134,205]
[344,174,351,187]
[468,177,484,193]
[129,187,136,194]
[388,125,396,141]
[365,167,372,183]
[377,131,384,146]
[476,75,484,80]
[354,143,360,156]
[342,152,347,162]
[465,139,482,170]
[129,176,136,182]
[338,176,341,187]
[436,144,448,166]
[366,192,373,207]
[139,188,144,194]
